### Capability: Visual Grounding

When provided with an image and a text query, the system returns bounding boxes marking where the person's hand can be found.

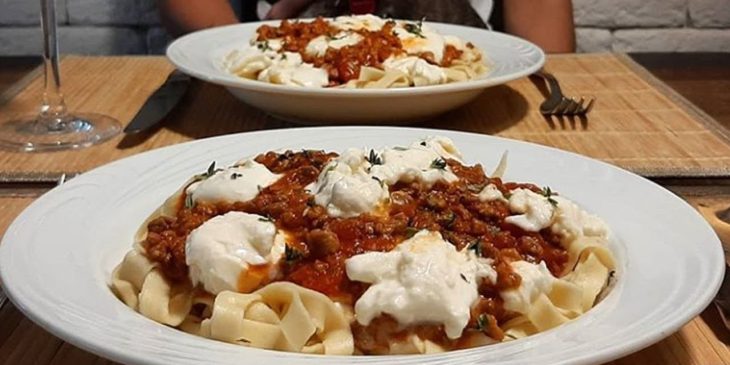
[265,0,315,19]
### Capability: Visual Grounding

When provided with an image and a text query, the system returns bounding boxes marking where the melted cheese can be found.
[332,14,387,31]
[383,56,447,86]
[478,183,507,202]
[504,188,556,232]
[305,33,363,58]
[310,148,389,218]
[394,22,446,63]
[369,137,460,186]
[551,196,609,245]
[186,160,280,204]
[256,51,329,87]
[185,212,285,294]
[346,230,496,339]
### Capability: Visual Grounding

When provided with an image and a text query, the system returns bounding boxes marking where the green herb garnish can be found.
[430,158,447,170]
[371,176,385,186]
[467,239,482,256]
[476,313,489,330]
[366,149,382,165]
[405,226,419,238]
[201,161,222,178]
[403,18,426,38]
[258,216,274,223]
[392,146,408,151]
[230,172,243,180]
[460,273,468,283]
[441,211,456,227]
[285,244,303,262]
[257,40,271,51]
[540,186,558,206]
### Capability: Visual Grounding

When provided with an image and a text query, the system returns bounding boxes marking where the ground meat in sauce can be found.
[142,150,569,353]
[255,17,466,86]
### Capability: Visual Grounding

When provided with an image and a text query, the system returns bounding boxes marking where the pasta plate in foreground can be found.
[111,136,616,355]
[222,15,488,88]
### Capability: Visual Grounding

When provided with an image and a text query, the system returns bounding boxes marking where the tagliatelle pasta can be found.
[110,136,616,355]
[222,15,488,88]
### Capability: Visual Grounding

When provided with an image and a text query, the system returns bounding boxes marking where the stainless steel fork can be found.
[534,71,595,116]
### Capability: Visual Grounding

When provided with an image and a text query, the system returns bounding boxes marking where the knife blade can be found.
[124,70,191,134]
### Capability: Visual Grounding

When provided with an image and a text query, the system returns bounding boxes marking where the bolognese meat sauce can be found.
[142,149,569,352]
[255,17,466,85]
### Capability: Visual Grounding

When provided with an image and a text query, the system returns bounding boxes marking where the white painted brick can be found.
[613,29,730,52]
[146,27,171,54]
[0,26,146,55]
[67,0,139,25]
[0,0,68,26]
[574,0,686,28]
[689,0,730,27]
[576,28,613,53]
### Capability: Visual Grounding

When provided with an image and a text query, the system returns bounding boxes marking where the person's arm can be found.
[503,0,576,53]
[265,0,316,19]
[158,0,239,37]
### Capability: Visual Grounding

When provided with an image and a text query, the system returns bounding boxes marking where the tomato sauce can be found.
[255,17,465,85]
[142,150,569,352]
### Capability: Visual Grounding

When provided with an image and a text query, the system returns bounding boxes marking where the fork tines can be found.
[543,96,595,116]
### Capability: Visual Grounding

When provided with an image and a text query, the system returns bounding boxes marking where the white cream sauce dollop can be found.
[346,230,496,339]
[369,136,461,186]
[504,188,556,232]
[309,148,389,218]
[185,211,285,294]
[186,159,280,204]
[550,196,609,245]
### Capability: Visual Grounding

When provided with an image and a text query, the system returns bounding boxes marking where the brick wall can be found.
[574,0,730,52]
[0,0,729,55]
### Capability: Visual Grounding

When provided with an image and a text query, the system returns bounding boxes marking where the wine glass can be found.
[0,0,121,152]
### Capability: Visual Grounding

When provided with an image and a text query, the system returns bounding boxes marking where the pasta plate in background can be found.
[111,136,616,355]
[222,15,488,88]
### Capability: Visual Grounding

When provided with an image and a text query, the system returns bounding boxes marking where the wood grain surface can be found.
[1,54,730,180]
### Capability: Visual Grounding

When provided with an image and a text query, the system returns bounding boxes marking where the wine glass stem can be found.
[40,0,68,130]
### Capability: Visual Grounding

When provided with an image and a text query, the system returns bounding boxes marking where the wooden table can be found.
[1,53,729,365]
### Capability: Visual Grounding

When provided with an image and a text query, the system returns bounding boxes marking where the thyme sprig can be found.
[540,186,559,207]
[476,313,489,331]
[430,158,447,170]
[403,17,426,38]
[285,244,303,262]
[467,239,483,256]
[367,149,383,165]
[257,40,271,51]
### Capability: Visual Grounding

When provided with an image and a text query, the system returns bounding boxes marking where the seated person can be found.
[159,0,575,53]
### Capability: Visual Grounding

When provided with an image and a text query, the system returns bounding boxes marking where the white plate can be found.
[0,127,723,365]
[166,21,544,123]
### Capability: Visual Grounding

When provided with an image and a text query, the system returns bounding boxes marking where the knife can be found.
[124,70,191,134]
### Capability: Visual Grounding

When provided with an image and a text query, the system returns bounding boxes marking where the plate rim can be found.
[165,20,546,97]
[0,126,723,365]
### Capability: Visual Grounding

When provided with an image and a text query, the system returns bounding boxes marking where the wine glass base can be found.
[0,113,121,152]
